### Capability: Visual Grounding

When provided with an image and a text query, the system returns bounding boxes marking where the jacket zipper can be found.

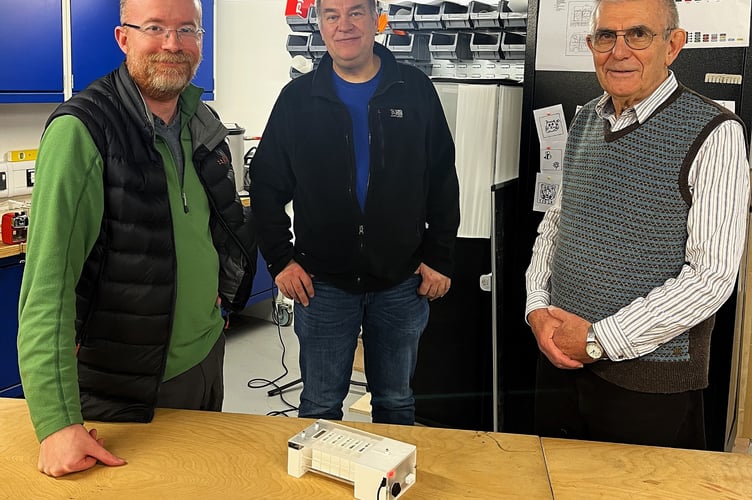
[345,131,355,205]
[177,146,189,213]
[376,108,386,172]
[357,224,364,286]
[363,104,373,211]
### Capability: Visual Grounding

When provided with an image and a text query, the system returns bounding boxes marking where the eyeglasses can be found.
[122,23,205,42]
[587,27,674,53]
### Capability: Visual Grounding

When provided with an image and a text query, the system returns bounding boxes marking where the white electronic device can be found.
[7,160,34,197]
[288,419,417,500]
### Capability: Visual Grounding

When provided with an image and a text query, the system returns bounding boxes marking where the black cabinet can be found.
[413,237,494,431]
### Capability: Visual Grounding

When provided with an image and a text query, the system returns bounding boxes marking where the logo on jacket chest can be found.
[389,108,404,119]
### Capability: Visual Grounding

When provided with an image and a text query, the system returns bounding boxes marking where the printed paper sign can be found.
[534,104,568,142]
[540,141,566,172]
[533,172,562,212]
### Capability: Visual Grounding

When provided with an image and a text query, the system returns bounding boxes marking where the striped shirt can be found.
[525,72,750,361]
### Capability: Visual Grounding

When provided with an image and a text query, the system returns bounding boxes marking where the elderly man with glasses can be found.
[17,0,256,477]
[525,0,749,450]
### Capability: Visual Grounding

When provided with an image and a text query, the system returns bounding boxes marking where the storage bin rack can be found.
[429,32,473,61]
[283,1,528,82]
[286,33,311,59]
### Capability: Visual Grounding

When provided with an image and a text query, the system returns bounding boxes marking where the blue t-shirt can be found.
[333,67,382,211]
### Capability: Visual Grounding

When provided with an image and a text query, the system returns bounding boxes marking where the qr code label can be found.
[533,172,562,212]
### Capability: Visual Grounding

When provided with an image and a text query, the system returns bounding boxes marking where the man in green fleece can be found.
[17,0,256,477]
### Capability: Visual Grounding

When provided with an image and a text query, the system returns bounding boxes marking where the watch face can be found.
[586,342,603,359]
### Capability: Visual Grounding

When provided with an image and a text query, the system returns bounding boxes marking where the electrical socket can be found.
[479,273,493,292]
[0,162,8,198]
[8,160,34,197]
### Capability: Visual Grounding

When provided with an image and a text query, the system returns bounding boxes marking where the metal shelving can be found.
[283,1,528,81]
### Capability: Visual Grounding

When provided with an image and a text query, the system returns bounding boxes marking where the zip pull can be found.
[182,192,189,213]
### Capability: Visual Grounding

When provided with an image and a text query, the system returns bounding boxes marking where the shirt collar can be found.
[595,71,678,124]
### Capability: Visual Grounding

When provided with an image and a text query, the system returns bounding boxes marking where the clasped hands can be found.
[528,306,595,370]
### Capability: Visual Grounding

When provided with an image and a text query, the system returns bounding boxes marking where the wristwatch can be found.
[586,326,604,360]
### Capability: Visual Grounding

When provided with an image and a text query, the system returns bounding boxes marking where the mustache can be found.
[149,53,194,65]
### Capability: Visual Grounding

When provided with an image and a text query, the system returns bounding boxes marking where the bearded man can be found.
[17,0,256,477]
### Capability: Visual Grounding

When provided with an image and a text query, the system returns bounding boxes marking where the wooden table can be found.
[0,398,551,499]
[542,437,752,499]
[0,242,23,259]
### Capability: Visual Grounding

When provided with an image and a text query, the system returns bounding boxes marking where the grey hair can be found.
[315,0,379,18]
[590,0,679,37]
[120,0,203,27]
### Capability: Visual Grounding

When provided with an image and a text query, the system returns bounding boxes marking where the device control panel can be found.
[288,419,416,499]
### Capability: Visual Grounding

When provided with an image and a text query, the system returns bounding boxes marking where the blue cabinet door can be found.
[70,0,124,93]
[247,251,275,306]
[70,0,214,99]
[193,0,215,99]
[0,255,24,397]
[0,0,64,102]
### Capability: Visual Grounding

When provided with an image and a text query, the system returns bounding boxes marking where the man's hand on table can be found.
[38,423,126,477]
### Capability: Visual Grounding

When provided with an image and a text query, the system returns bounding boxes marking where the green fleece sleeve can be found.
[17,115,104,442]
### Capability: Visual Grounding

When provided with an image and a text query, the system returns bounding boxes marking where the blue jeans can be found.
[294,274,429,424]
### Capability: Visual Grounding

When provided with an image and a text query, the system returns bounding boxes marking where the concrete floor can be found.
[222,300,371,424]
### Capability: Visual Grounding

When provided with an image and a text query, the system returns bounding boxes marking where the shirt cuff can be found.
[525,291,550,324]
[595,315,640,361]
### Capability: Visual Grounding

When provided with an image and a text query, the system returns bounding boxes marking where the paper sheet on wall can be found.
[533,172,562,212]
[681,0,751,48]
[532,104,567,211]
[539,140,566,172]
[533,104,568,143]
[715,100,736,113]
[535,0,752,72]
[535,0,598,72]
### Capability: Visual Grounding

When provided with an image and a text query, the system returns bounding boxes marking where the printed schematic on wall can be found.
[535,0,751,72]
[680,0,751,48]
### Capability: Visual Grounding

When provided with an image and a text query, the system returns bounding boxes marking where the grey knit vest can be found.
[552,85,740,393]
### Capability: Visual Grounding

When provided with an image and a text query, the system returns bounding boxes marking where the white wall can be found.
[0,104,58,160]
[0,0,293,161]
[212,0,292,139]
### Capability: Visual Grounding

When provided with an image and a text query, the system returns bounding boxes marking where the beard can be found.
[127,50,201,101]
